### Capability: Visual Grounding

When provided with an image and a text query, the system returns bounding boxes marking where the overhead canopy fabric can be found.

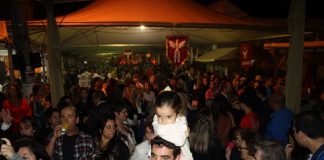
[207,0,249,19]
[29,0,273,28]
[0,21,8,41]
[26,0,287,60]
[196,47,238,62]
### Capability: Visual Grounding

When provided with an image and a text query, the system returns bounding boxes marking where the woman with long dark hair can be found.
[92,115,130,160]
[189,108,225,160]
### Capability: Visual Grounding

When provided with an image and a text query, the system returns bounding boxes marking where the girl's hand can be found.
[0,138,15,159]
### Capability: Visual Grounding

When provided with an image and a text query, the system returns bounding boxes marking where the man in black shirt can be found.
[46,105,96,159]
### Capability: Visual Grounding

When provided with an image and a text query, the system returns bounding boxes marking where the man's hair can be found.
[60,105,79,117]
[294,111,324,139]
[13,137,50,160]
[259,140,286,160]
[151,136,181,158]
[268,93,285,106]
[92,90,106,101]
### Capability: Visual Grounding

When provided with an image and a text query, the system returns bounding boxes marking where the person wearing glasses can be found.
[239,129,262,160]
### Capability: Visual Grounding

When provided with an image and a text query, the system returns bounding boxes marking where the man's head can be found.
[92,90,106,106]
[60,105,79,134]
[293,111,324,149]
[268,93,285,111]
[150,136,181,160]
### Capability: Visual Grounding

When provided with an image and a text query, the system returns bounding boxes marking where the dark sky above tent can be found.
[0,0,323,20]
[42,0,324,19]
[197,0,323,19]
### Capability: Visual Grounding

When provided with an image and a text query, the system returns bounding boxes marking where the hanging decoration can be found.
[119,49,136,65]
[239,43,253,71]
[166,35,189,67]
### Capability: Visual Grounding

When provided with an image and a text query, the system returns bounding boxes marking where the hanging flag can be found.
[240,43,253,71]
[166,36,189,67]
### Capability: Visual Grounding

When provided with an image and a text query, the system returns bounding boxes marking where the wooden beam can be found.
[264,41,324,48]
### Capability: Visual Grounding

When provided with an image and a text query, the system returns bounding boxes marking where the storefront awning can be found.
[195,47,238,62]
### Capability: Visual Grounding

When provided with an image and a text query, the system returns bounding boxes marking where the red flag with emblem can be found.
[240,43,253,71]
[166,36,189,67]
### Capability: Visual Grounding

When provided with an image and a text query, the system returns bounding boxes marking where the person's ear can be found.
[299,131,309,141]
[99,129,102,134]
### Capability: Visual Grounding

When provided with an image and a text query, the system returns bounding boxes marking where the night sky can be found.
[0,0,323,20]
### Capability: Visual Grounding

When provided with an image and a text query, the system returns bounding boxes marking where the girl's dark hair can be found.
[13,137,50,160]
[155,91,182,114]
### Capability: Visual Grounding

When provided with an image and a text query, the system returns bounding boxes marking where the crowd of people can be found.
[0,66,323,160]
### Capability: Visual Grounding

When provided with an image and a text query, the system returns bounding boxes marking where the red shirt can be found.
[240,112,259,129]
[3,98,32,133]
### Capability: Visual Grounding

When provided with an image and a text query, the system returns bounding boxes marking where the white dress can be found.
[152,114,193,160]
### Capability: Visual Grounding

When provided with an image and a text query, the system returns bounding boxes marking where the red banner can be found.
[166,36,189,67]
[240,43,252,71]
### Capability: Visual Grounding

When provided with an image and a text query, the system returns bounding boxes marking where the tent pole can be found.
[285,0,305,113]
[44,0,64,108]
[6,41,15,83]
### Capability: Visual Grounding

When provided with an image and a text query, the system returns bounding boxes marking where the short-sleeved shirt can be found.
[240,112,259,129]
[264,107,294,146]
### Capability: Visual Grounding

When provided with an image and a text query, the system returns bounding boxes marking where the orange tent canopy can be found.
[29,0,272,27]
[0,21,8,41]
